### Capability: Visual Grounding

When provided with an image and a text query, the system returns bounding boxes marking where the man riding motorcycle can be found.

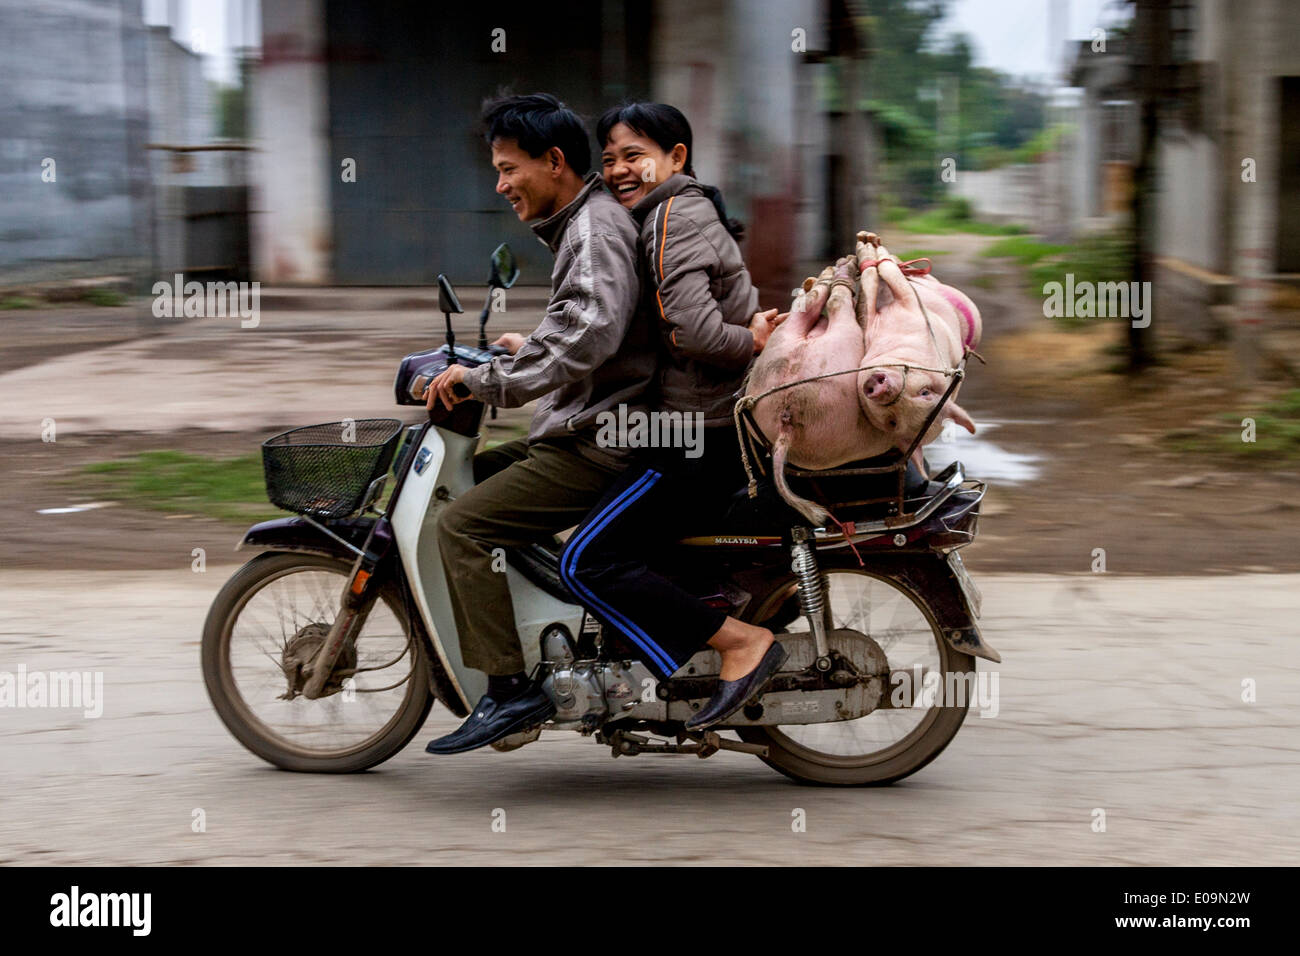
[422,93,653,754]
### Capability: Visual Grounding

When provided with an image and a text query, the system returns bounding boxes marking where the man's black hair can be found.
[481,92,591,177]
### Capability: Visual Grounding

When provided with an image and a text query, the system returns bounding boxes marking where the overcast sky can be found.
[939,0,1131,81]
[144,0,1132,87]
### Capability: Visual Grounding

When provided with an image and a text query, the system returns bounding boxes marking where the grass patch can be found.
[83,287,126,307]
[981,235,1070,266]
[984,229,1136,329]
[894,208,1024,236]
[882,204,910,225]
[82,450,281,523]
[0,296,39,309]
[1163,390,1300,464]
[891,198,1024,237]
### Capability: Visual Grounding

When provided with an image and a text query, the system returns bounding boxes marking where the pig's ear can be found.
[945,401,976,434]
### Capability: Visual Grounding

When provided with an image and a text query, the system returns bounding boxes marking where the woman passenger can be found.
[558,103,787,730]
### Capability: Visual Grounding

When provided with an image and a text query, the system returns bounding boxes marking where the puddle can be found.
[923,420,1043,484]
[36,501,117,515]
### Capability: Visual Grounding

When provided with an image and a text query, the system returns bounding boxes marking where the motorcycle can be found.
[201,243,999,785]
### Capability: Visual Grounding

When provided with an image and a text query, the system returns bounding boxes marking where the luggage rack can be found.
[813,462,987,542]
[735,361,970,530]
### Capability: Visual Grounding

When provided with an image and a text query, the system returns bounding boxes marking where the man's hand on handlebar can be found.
[492,332,526,355]
[424,364,471,412]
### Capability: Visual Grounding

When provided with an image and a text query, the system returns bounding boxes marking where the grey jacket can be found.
[632,175,759,425]
[463,173,653,465]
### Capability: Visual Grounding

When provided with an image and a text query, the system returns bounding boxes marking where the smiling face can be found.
[600,122,687,208]
[490,138,565,222]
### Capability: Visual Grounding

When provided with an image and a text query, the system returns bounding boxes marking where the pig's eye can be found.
[919,388,932,398]
[887,417,898,429]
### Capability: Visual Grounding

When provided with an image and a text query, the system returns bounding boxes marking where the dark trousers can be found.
[558,425,746,681]
[438,438,623,675]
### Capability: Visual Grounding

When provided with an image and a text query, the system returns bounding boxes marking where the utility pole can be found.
[1128,0,1170,371]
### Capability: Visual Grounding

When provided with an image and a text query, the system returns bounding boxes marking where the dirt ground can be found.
[2,238,1297,574]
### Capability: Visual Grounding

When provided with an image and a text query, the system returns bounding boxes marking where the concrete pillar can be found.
[250,0,331,284]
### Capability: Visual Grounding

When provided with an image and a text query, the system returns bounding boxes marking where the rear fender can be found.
[828,552,1002,664]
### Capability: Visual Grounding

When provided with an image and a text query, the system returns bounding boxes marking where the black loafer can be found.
[425,685,555,755]
[686,641,788,731]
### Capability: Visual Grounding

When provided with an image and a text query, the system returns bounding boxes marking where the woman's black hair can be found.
[481,92,591,176]
[597,102,745,242]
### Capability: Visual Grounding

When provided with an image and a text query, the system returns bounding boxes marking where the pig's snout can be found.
[863,369,900,404]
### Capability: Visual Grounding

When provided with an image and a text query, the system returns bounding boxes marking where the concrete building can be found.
[1068,40,1136,232]
[145,25,249,279]
[0,1,250,287]
[0,0,152,285]
[1069,0,1300,337]
[249,0,868,302]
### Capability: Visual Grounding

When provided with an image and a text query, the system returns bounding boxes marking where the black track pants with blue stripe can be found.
[558,426,744,681]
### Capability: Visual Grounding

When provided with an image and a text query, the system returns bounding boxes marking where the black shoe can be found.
[686,641,788,731]
[425,685,555,755]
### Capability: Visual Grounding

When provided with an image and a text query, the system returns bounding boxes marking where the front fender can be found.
[237,515,378,560]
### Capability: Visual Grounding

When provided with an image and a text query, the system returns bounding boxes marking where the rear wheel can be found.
[738,568,974,786]
[202,551,434,772]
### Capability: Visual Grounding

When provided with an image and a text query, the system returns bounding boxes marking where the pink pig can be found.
[855,232,981,473]
[745,255,893,523]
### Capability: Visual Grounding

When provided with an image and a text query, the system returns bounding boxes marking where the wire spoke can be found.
[776,571,947,759]
[221,563,417,755]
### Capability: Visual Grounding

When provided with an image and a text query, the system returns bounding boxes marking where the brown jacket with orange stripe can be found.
[631,174,759,426]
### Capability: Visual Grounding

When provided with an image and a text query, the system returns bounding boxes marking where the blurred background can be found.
[3,0,1298,325]
[2,0,1299,866]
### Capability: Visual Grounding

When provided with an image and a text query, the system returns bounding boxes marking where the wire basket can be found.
[262,419,403,519]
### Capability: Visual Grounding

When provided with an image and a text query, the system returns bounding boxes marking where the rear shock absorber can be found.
[790,527,832,671]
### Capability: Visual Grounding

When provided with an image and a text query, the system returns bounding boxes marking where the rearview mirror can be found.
[489,243,519,289]
[437,274,463,315]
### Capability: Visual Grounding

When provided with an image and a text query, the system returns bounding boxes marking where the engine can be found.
[538,627,647,729]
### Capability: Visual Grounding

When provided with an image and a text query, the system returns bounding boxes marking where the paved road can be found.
[2,569,1295,865]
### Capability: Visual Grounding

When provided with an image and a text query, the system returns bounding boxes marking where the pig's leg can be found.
[772,432,829,526]
[855,231,881,331]
[872,239,923,315]
[824,256,859,332]
[765,262,844,526]
[909,446,929,480]
[783,265,835,337]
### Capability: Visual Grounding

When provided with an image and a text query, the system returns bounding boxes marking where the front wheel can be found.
[202,551,434,772]
[738,567,975,786]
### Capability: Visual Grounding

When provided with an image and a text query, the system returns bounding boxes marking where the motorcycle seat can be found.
[506,540,577,604]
